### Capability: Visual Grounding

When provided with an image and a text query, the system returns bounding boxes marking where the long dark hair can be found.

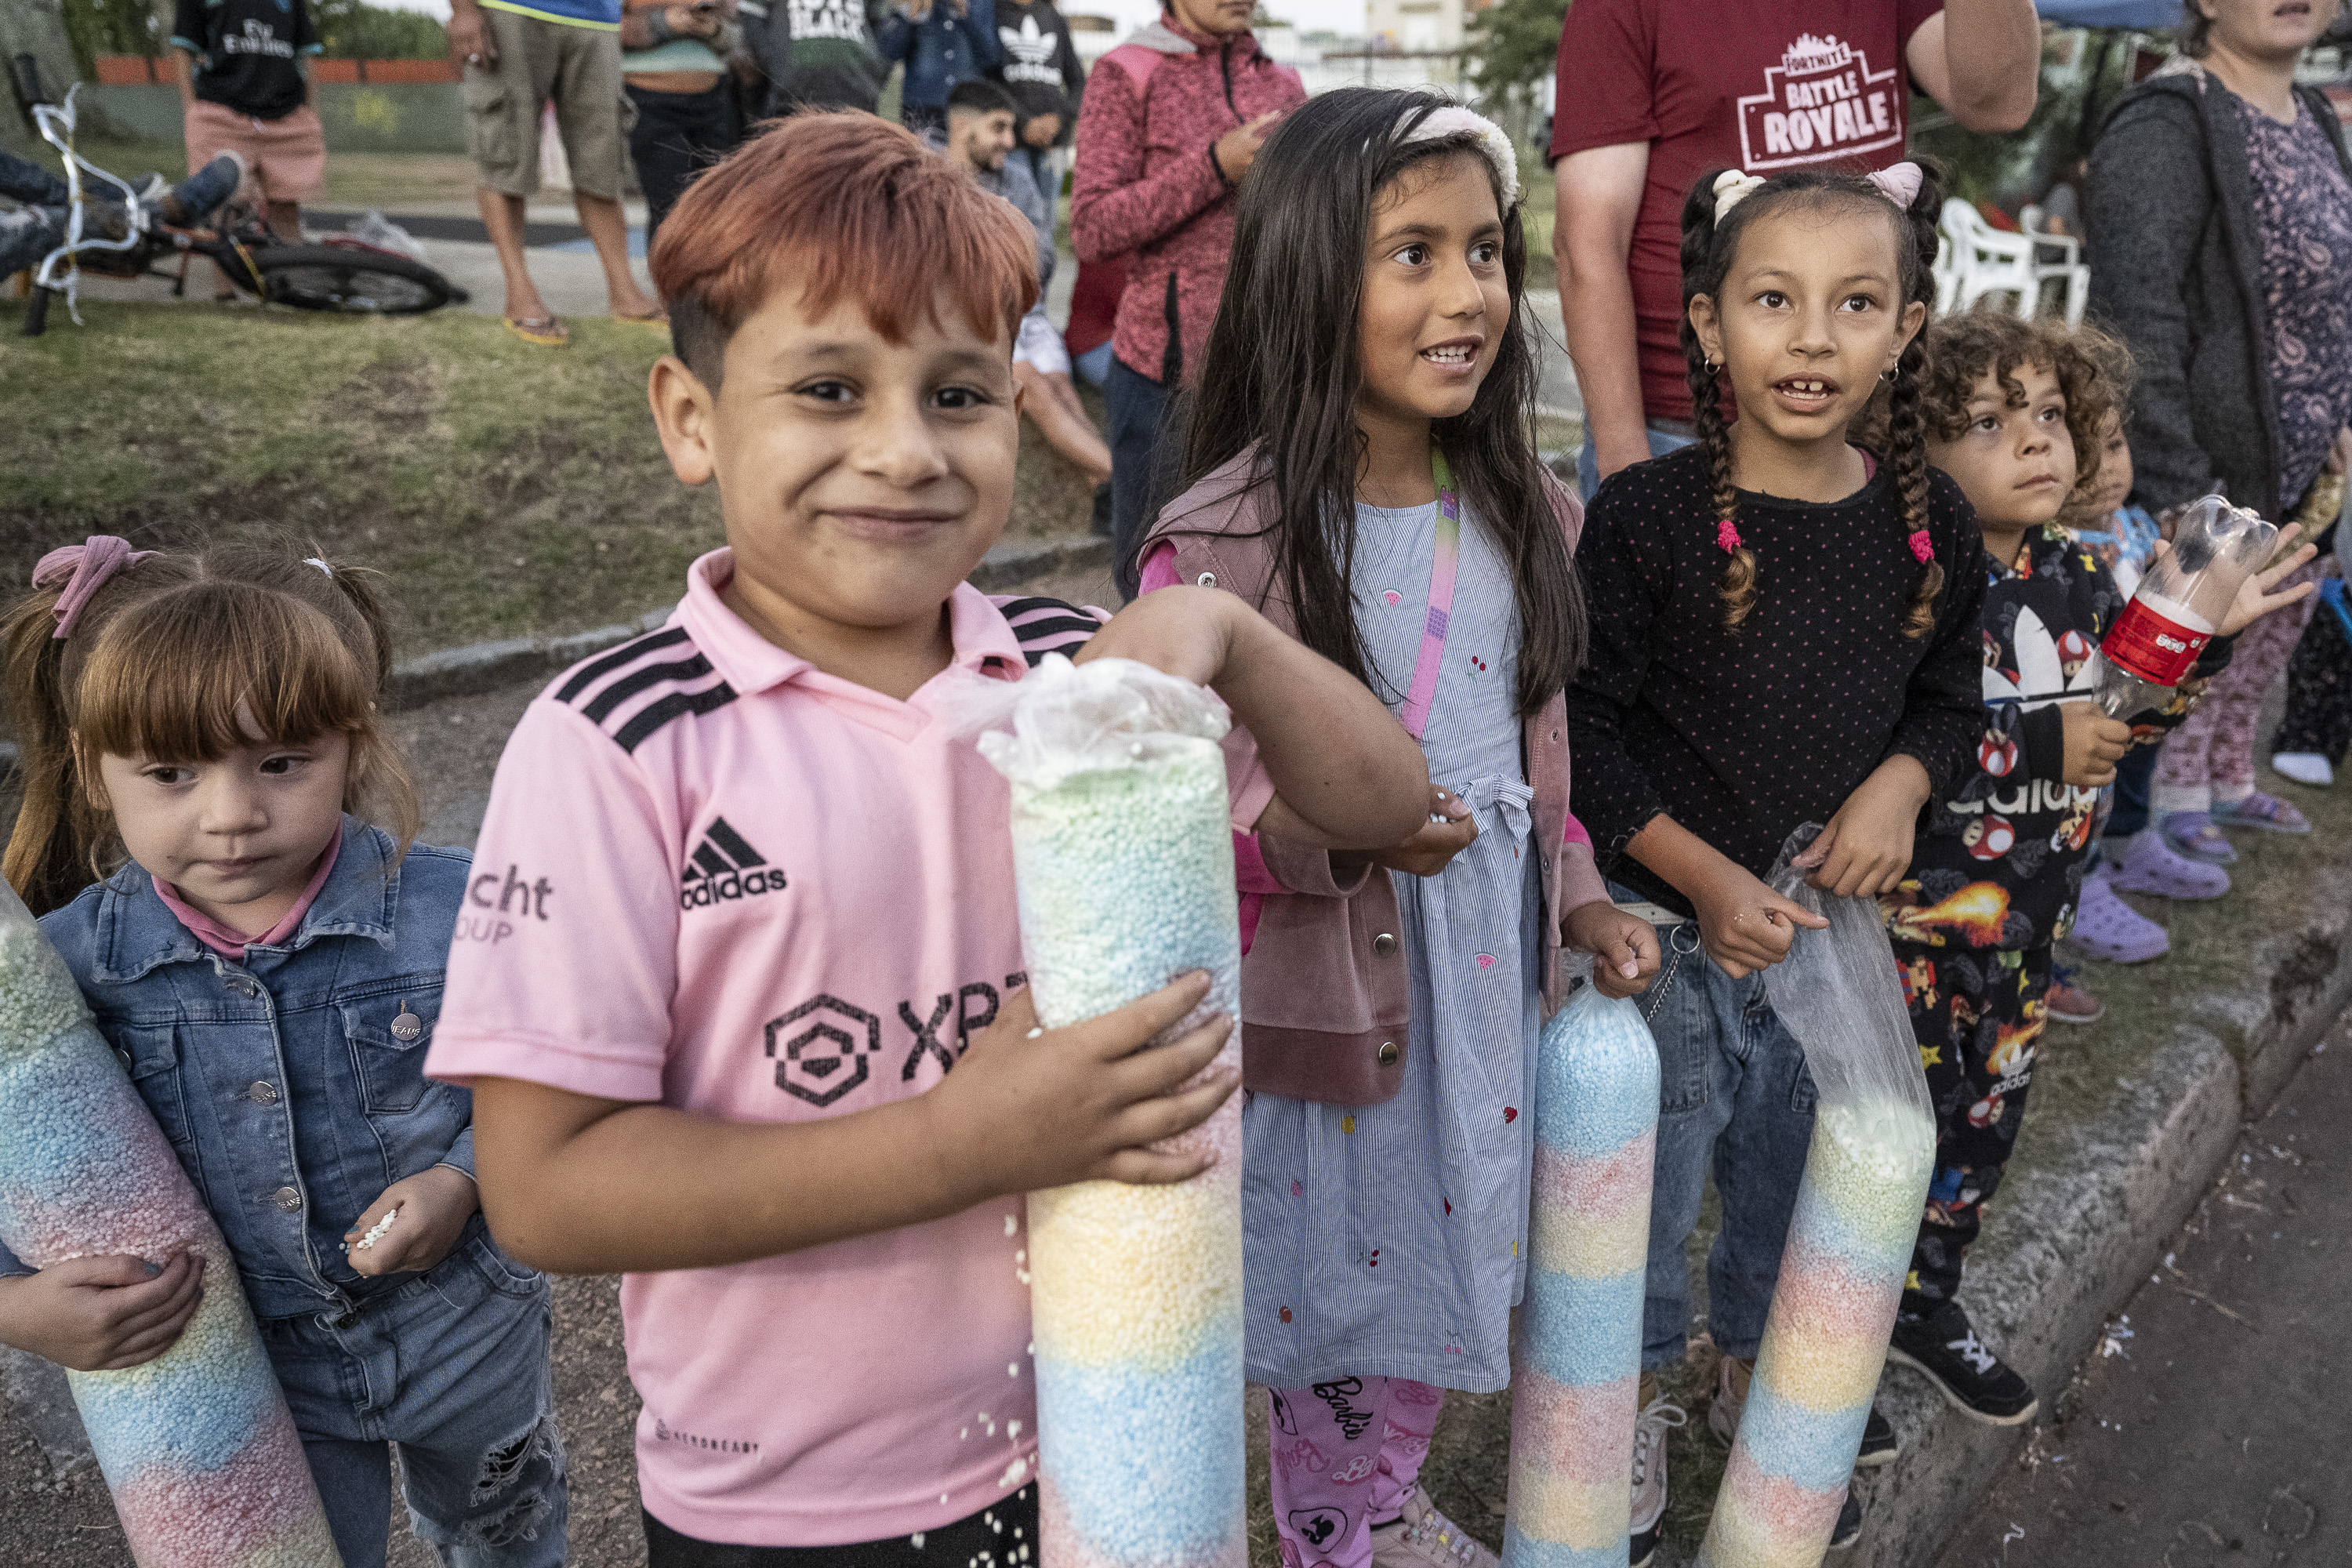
[1175,87,1584,716]
[1678,161,1946,637]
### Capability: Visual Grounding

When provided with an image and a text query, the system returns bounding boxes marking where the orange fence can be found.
[94,54,459,85]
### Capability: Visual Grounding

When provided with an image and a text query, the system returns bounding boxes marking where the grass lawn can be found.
[2,299,1106,659]
[32,132,484,210]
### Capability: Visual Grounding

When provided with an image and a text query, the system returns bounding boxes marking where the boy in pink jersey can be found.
[424,112,1431,1565]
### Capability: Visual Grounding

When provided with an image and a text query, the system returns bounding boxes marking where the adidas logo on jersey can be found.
[680,818,786,909]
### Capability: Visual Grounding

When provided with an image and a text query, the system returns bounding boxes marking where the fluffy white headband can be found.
[1712,160,1922,223]
[1399,104,1520,209]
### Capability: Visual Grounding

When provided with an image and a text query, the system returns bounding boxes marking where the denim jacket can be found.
[873,0,999,110]
[2,821,486,1321]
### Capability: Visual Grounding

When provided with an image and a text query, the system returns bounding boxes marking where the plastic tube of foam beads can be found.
[0,880,343,1568]
[975,654,1246,1568]
[1694,1099,1932,1566]
[1697,830,1935,1567]
[1504,985,1659,1568]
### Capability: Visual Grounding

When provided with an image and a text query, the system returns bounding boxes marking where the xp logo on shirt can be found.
[1737,34,1902,171]
[680,818,785,909]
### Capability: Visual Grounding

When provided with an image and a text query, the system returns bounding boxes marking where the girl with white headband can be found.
[1561,158,1989,1551]
[0,538,571,1566]
[1142,87,1661,1568]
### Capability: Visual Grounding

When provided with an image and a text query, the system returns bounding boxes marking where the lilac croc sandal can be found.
[2111,830,2232,900]
[2210,790,2311,834]
[2063,872,2170,964]
[2159,810,2239,865]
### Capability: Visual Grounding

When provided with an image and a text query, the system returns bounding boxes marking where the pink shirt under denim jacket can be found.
[1144,445,1612,1109]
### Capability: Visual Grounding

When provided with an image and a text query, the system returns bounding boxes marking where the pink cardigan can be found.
[1143,448,1612,1106]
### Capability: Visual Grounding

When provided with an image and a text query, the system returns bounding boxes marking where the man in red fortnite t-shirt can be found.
[1551,0,2040,497]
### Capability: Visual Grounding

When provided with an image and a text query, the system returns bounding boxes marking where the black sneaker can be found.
[1631,1516,1661,1568]
[1828,1486,1864,1550]
[1090,480,1113,538]
[1888,1301,2039,1425]
[1855,1403,1897,1468]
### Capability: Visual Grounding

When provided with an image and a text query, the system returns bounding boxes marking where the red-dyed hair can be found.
[650,112,1040,384]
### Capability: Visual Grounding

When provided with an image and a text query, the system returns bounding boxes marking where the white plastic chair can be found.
[1940,198,2038,318]
[2026,224,2090,328]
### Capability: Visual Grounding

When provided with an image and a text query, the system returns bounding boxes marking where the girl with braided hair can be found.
[1562,159,1988,1548]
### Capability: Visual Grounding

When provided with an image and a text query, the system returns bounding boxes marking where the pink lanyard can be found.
[1396,448,1461,742]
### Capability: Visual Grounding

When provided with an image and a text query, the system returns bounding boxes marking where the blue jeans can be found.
[1617,895,1817,1370]
[259,1225,568,1568]
[1073,339,1114,390]
[1105,354,1178,601]
[1575,423,1696,502]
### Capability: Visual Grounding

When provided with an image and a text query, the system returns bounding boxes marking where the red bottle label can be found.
[2101,599,2211,686]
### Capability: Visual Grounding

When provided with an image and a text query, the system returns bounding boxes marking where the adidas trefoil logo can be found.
[680,817,786,909]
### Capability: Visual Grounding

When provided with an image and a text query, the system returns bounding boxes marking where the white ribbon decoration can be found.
[1712,169,1766,223]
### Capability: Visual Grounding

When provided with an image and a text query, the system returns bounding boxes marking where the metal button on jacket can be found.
[249,1080,279,1105]
[273,1186,302,1214]
[1377,1040,1399,1066]
[1373,932,1399,957]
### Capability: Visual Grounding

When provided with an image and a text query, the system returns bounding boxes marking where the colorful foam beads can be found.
[1504,985,1659,1568]
[981,659,1246,1568]
[1695,1096,1933,1568]
[0,881,343,1568]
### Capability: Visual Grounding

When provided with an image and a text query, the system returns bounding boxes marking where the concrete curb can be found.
[1849,862,2352,1565]
[381,534,1110,714]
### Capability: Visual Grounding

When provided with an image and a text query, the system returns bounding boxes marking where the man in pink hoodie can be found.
[1071,0,1302,597]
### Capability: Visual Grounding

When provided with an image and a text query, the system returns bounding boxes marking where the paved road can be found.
[1938,1020,2352,1566]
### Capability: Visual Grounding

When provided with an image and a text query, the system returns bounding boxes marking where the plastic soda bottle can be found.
[2092,494,2277,719]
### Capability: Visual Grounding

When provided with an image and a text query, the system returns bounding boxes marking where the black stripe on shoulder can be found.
[613,682,739,753]
[554,626,691,705]
[581,654,718,725]
[1010,614,1102,644]
[998,596,1080,621]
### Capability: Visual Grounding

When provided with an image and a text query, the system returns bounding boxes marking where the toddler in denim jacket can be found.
[0,538,568,1568]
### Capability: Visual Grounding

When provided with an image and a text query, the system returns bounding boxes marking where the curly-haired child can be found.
[1878,310,2312,1430]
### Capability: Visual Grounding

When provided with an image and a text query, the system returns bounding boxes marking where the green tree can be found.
[1465,0,1565,108]
[310,0,449,58]
[59,0,164,76]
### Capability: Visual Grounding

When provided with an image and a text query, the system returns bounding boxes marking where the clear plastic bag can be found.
[967,653,1247,1568]
[1698,826,1935,1566]
[0,880,343,1566]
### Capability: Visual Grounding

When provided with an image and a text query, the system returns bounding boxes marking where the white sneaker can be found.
[1369,1484,1498,1568]
[2272,752,2334,787]
[1629,1393,1686,1545]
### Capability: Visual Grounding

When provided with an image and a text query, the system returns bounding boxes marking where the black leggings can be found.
[644,1485,1038,1566]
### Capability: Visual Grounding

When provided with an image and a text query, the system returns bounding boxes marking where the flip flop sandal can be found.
[503,314,569,347]
[2158,810,2238,865]
[2062,873,2169,964]
[2111,830,2231,899]
[612,311,670,330]
[2210,789,2311,834]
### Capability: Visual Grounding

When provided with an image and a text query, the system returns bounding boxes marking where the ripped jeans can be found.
[257,1225,568,1568]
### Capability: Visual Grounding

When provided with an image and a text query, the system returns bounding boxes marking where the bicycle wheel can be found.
[253,245,452,315]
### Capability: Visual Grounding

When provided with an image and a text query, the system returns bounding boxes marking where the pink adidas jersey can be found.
[429,551,1162,1547]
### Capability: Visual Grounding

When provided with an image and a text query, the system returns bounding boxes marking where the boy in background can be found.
[173,0,322,294]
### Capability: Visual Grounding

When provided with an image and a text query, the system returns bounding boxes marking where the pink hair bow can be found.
[1866,162,1924,209]
[32,535,156,641]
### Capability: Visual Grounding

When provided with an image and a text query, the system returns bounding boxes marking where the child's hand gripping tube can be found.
[973,654,1247,1568]
[1503,985,1660,1567]
[0,880,343,1567]
[1697,827,1934,1568]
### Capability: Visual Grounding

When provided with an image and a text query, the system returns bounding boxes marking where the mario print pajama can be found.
[1888,938,2053,1322]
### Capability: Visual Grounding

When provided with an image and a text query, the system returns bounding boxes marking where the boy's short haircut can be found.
[650,112,1040,388]
[946,79,1018,119]
[1918,310,2125,491]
